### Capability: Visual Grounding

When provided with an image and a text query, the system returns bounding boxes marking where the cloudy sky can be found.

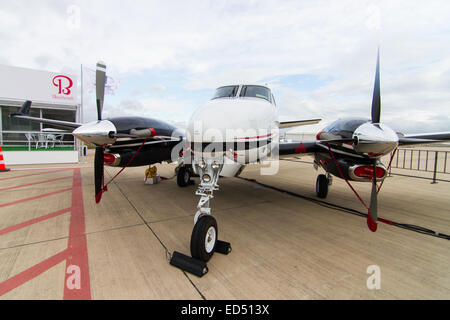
[1,0,449,133]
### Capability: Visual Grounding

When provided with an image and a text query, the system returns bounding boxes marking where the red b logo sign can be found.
[53,75,73,95]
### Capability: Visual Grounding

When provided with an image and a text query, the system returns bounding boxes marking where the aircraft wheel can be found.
[316,174,329,198]
[191,215,217,262]
[177,165,191,187]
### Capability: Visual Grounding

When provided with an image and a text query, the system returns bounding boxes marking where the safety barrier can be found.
[389,148,449,183]
[1,131,76,151]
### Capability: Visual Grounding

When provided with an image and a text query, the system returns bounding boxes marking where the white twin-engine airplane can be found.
[185,84,313,207]
[181,84,318,262]
[11,53,450,276]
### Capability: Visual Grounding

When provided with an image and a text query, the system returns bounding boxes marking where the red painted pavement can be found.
[0,175,72,192]
[0,169,69,182]
[0,168,91,299]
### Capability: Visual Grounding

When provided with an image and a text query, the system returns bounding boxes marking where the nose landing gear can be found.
[190,215,217,262]
[170,158,232,277]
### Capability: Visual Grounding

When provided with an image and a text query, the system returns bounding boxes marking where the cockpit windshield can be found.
[212,86,239,99]
[240,85,271,102]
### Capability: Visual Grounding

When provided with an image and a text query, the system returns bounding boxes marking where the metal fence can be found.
[390,148,449,183]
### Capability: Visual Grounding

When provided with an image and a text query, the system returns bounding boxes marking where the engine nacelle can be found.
[314,153,387,182]
[103,143,176,167]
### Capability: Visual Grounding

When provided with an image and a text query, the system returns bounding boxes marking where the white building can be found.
[0,64,82,165]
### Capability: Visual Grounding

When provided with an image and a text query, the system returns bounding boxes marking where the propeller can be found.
[371,48,381,124]
[96,62,106,121]
[95,145,105,203]
[367,49,381,231]
[94,61,107,203]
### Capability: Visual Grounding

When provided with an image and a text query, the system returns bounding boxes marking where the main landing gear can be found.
[170,158,232,277]
[176,164,195,187]
[316,173,332,199]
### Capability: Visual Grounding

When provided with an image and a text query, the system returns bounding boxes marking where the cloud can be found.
[95,97,188,125]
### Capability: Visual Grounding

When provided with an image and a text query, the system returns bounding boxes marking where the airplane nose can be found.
[353,122,399,156]
[72,120,117,146]
[187,99,274,144]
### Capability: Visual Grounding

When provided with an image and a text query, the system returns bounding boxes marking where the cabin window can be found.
[239,85,271,102]
[212,86,239,99]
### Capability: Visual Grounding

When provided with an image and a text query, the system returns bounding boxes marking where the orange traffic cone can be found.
[0,146,10,172]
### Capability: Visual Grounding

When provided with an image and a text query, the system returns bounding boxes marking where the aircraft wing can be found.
[278,141,320,158]
[10,101,82,130]
[279,119,321,129]
[398,132,450,146]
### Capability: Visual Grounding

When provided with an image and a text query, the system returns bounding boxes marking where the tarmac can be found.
[0,150,449,299]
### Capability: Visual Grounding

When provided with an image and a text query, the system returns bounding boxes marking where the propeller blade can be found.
[96,62,107,121]
[94,146,105,203]
[371,49,381,124]
[367,160,378,232]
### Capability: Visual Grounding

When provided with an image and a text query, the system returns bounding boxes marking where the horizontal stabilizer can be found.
[10,100,81,130]
[17,100,32,115]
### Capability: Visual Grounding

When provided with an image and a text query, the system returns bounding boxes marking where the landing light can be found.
[211,161,220,170]
[202,174,211,183]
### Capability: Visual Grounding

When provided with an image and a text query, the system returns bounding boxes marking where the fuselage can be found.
[186,84,278,173]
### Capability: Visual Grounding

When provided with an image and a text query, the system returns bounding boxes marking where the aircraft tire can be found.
[177,165,191,187]
[190,215,217,262]
[316,174,329,198]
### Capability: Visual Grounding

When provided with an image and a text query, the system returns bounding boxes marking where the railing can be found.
[1,130,76,151]
[390,148,449,183]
